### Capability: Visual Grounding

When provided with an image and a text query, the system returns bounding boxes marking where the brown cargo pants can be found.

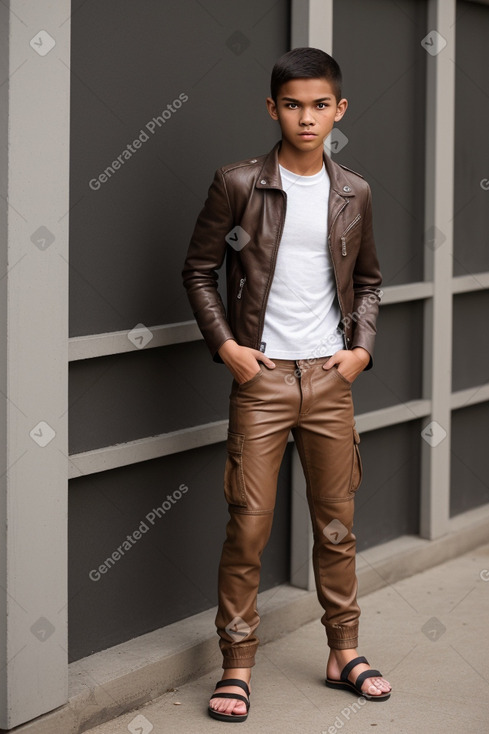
[215,356,363,669]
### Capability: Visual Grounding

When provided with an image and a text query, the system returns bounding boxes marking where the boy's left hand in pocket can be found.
[323,347,370,384]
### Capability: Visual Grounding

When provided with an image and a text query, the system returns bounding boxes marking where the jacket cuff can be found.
[211,335,236,363]
[351,342,374,371]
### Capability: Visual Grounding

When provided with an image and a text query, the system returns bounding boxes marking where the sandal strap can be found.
[214,678,250,696]
[340,656,369,683]
[211,692,250,710]
[355,669,382,689]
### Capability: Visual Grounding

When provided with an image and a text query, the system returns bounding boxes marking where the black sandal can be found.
[208,678,251,722]
[325,655,391,701]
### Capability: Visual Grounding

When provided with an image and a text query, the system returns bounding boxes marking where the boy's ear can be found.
[266,96,279,121]
[334,97,348,123]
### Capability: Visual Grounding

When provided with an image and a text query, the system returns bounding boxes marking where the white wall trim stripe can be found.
[65,396,431,479]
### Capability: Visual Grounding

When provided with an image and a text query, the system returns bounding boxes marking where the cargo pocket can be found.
[223,431,247,507]
[350,428,363,493]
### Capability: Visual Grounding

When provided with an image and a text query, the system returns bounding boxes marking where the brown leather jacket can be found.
[182,141,382,368]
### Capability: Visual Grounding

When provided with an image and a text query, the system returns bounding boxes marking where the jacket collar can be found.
[256,140,355,198]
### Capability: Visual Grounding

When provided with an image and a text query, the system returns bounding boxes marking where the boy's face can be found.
[266,78,347,154]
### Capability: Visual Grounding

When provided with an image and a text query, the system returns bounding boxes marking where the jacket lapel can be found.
[323,151,355,236]
[256,141,356,236]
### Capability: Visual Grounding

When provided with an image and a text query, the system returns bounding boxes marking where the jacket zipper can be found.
[237,276,246,299]
[327,199,349,343]
[340,213,361,257]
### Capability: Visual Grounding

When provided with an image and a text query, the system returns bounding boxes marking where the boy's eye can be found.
[285,102,329,110]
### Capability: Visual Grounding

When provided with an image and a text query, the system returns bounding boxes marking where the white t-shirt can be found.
[261,163,344,359]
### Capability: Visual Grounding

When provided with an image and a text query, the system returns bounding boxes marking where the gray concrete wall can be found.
[67,0,291,662]
[2,0,489,729]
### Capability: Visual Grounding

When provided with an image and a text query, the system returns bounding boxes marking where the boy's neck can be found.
[277,140,325,176]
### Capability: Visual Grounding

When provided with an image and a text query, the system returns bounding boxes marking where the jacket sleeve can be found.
[350,184,382,369]
[182,168,235,361]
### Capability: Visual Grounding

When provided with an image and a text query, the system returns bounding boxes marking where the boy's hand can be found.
[323,347,370,384]
[218,339,276,384]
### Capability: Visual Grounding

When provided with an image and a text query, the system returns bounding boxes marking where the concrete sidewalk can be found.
[85,544,489,734]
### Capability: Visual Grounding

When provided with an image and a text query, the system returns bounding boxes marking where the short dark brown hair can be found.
[270,47,342,103]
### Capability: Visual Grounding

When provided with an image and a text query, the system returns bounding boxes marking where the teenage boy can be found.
[183,47,391,723]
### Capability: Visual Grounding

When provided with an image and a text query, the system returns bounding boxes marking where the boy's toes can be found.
[363,677,391,696]
[209,696,247,715]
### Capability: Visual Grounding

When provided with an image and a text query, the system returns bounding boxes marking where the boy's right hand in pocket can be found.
[218,339,275,384]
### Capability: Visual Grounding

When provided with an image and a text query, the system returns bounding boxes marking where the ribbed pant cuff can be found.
[221,643,257,669]
[326,624,359,650]
[328,636,359,650]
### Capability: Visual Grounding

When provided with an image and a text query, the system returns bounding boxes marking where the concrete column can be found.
[0,1,70,727]
[420,0,456,539]
[291,0,333,53]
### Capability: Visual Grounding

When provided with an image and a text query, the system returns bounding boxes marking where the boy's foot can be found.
[326,648,391,698]
[208,668,251,718]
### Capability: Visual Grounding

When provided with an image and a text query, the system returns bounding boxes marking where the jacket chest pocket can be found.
[339,213,362,257]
